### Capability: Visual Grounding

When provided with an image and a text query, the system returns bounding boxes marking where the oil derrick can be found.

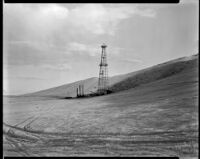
[98,44,109,94]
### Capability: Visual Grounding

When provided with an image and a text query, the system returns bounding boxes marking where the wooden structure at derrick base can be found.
[77,84,84,97]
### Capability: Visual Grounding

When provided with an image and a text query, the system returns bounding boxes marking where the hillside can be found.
[3,54,198,157]
[23,77,98,98]
[110,54,198,92]
[23,54,198,98]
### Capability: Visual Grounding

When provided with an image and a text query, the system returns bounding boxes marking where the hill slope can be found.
[110,54,198,92]
[22,54,198,98]
[3,54,198,157]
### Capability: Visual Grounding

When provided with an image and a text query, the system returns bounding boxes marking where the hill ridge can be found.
[22,54,198,97]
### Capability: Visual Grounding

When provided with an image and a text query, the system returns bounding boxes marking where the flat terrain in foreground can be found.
[3,56,198,157]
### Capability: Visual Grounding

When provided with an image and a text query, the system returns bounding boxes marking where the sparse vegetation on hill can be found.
[110,55,198,92]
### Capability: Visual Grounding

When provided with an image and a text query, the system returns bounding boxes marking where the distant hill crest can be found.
[21,54,198,98]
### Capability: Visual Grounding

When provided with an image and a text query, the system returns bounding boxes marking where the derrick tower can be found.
[98,44,109,94]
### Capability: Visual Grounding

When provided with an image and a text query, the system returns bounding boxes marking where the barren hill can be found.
[110,54,198,92]
[3,54,198,157]
[23,54,198,98]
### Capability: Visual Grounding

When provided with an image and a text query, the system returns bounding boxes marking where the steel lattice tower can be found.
[98,44,109,94]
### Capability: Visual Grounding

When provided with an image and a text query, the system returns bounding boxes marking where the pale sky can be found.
[3,1,199,95]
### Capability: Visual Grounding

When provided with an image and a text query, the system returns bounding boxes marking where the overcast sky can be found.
[3,1,199,95]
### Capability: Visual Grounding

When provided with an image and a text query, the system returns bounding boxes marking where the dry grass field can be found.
[3,54,198,157]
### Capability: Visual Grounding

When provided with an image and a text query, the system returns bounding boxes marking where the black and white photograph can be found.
[3,1,199,157]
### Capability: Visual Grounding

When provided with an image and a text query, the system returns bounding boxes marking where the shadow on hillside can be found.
[110,56,198,93]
